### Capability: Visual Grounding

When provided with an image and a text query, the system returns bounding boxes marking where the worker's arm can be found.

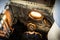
[48,0,60,40]
[53,0,60,27]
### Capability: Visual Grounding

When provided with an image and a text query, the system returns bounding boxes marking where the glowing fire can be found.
[29,11,43,20]
[30,11,42,18]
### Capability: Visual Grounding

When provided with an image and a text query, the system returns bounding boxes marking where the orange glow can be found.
[4,9,12,27]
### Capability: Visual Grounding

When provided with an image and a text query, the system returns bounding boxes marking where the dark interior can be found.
[8,20,27,40]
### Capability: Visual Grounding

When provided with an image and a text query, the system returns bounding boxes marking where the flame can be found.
[30,11,42,18]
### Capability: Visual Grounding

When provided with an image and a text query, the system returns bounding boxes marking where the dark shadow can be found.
[8,20,27,40]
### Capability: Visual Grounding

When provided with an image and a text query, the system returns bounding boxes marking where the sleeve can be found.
[53,0,60,27]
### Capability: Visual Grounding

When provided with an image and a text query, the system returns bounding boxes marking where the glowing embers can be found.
[29,11,43,20]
